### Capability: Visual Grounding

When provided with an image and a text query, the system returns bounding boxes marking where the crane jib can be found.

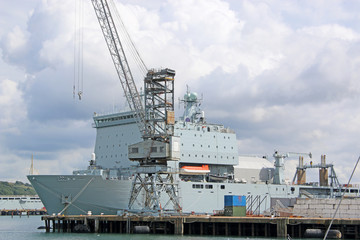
[90,0,145,134]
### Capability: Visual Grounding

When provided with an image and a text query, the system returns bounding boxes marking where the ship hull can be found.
[28,173,342,215]
[28,175,132,215]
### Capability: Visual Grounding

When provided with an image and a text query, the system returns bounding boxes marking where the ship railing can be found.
[246,195,268,216]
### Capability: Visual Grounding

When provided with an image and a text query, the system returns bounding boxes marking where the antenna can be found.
[29,154,34,175]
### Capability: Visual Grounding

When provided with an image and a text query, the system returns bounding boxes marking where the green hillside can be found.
[0,181,37,195]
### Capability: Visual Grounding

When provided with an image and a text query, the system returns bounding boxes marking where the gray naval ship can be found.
[28,91,359,215]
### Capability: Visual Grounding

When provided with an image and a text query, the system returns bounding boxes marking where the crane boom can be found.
[90,0,181,212]
[91,0,145,135]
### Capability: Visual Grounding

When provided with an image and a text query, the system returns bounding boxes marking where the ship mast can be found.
[29,154,34,175]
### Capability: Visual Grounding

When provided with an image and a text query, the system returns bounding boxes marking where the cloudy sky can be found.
[1,0,360,184]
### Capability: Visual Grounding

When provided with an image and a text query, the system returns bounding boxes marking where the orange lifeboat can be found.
[180,165,210,175]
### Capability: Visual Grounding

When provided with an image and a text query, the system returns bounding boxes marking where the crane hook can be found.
[78,91,83,100]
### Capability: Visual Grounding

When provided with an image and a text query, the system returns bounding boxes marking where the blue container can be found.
[224,195,246,207]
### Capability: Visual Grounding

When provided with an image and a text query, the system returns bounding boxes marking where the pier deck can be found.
[42,214,360,238]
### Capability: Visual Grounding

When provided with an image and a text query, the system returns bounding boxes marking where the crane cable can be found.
[108,0,148,78]
[73,0,84,100]
[73,0,146,101]
[323,156,360,240]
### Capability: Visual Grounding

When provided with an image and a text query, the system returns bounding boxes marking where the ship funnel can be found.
[297,156,306,185]
[319,155,328,186]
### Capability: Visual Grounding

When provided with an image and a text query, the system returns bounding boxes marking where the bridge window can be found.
[151,147,157,153]
[131,148,138,154]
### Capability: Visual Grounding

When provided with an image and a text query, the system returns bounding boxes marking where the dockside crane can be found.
[90,0,181,212]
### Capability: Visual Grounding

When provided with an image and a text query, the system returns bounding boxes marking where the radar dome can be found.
[189,92,197,101]
[184,93,190,101]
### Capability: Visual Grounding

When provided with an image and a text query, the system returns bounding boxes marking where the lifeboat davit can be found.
[180,165,210,175]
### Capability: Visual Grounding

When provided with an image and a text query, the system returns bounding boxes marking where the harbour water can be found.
[0,215,292,240]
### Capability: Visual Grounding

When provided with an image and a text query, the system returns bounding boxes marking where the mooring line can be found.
[323,156,360,240]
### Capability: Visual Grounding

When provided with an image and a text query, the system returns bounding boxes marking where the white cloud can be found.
[0,79,27,134]
[300,24,360,41]
[2,26,28,56]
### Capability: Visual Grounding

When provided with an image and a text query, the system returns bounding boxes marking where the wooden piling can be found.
[95,218,99,233]
[40,215,360,238]
[276,218,288,237]
[174,217,183,235]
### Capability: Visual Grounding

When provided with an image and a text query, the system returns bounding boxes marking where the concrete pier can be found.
[1,209,46,216]
[42,214,360,238]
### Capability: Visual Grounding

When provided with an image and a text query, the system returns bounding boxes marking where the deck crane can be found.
[90,0,181,212]
[273,151,312,184]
